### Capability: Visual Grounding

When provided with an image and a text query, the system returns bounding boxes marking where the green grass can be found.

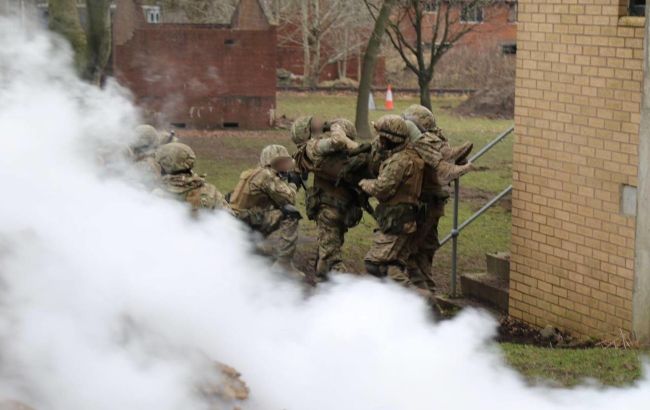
[501,344,645,387]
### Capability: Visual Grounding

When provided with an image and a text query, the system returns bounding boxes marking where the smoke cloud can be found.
[0,13,649,410]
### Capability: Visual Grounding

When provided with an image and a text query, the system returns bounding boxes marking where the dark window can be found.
[171,123,187,128]
[461,4,483,23]
[502,43,517,55]
[223,122,240,128]
[423,0,438,12]
[507,1,518,23]
[225,39,236,46]
[630,0,646,16]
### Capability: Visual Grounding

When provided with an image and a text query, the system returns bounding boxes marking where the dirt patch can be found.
[497,317,595,348]
[460,186,511,212]
[454,79,514,119]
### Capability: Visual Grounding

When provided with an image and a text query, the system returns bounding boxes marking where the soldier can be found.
[402,104,473,165]
[131,124,163,179]
[154,142,230,212]
[401,105,474,291]
[229,144,304,278]
[358,115,425,285]
[291,116,366,280]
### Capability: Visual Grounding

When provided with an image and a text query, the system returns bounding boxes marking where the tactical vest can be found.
[421,164,448,203]
[185,183,218,210]
[384,147,424,206]
[229,168,271,213]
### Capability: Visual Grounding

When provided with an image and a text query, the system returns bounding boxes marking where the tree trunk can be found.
[300,0,311,87]
[355,0,396,139]
[49,0,88,75]
[418,76,432,110]
[85,0,112,85]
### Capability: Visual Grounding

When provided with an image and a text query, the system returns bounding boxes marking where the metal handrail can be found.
[439,125,515,297]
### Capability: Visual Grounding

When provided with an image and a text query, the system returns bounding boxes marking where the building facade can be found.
[511,0,648,340]
[112,0,276,129]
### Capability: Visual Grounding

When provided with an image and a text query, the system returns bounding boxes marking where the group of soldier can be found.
[117,104,475,294]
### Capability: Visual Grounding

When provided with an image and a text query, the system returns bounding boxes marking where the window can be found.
[142,5,161,24]
[502,43,517,55]
[507,1,518,23]
[423,0,438,13]
[461,4,483,23]
[629,0,646,16]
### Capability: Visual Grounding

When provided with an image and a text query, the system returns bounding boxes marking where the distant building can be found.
[398,0,518,89]
[112,0,276,129]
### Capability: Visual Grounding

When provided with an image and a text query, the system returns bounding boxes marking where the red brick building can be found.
[394,0,518,89]
[112,0,276,129]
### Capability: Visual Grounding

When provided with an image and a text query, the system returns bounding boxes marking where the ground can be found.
[182,91,645,387]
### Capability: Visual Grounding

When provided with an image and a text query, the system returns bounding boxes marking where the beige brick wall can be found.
[511,0,643,338]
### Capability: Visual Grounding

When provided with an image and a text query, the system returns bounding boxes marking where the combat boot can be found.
[441,141,473,165]
[273,258,309,282]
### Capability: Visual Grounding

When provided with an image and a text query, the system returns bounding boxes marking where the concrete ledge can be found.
[618,16,645,27]
[461,272,509,313]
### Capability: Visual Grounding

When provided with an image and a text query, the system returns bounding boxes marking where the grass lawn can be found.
[501,344,645,387]
[186,92,645,388]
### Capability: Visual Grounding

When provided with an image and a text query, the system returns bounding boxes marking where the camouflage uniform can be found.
[292,117,363,278]
[230,145,302,274]
[401,105,474,290]
[359,115,425,285]
[153,143,231,212]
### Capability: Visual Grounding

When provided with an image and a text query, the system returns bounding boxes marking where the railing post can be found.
[451,177,460,297]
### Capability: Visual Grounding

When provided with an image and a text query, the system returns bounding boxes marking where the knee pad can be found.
[365,261,387,278]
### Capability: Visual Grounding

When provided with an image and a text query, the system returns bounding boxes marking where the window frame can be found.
[460,3,484,24]
[507,1,518,24]
[142,5,161,24]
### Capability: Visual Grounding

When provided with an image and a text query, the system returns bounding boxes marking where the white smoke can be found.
[0,14,649,410]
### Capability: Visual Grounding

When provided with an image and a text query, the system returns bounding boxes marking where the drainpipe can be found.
[633,7,650,344]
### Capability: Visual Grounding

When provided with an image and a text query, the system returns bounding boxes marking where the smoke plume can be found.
[0,13,649,410]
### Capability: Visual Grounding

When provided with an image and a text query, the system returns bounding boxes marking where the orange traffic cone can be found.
[385,85,394,111]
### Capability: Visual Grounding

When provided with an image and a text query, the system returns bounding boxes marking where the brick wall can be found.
[113,0,276,129]
[510,0,644,338]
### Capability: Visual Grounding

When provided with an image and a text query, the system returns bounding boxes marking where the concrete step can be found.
[486,252,510,280]
[460,272,509,313]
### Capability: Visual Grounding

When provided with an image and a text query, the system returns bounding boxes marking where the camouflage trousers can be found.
[247,209,299,262]
[407,200,445,291]
[316,205,349,277]
[364,224,418,286]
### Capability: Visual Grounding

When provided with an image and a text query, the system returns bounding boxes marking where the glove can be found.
[282,204,303,220]
[358,179,373,194]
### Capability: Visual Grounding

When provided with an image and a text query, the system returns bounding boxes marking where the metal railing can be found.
[439,125,515,297]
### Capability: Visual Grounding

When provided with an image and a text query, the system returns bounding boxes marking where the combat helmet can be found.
[260,144,292,168]
[132,124,160,153]
[373,115,409,143]
[402,104,437,132]
[329,118,358,140]
[155,142,196,174]
[291,116,313,146]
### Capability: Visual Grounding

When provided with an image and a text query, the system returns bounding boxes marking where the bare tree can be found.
[356,0,396,139]
[279,0,373,87]
[85,0,111,84]
[374,0,496,109]
[49,0,88,73]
